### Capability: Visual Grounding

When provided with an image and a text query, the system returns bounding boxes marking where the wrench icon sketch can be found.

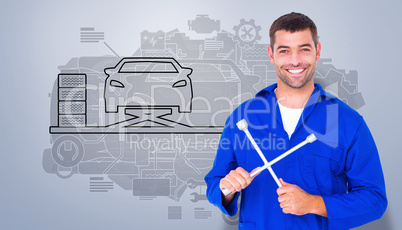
[190,192,207,202]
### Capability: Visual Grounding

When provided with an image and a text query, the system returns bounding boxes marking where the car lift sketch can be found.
[50,61,223,135]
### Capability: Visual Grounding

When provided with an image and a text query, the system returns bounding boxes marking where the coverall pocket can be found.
[238,222,256,230]
[302,145,343,194]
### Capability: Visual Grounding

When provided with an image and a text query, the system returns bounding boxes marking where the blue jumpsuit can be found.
[205,84,387,229]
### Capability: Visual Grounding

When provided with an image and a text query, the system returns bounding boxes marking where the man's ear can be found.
[268,45,274,64]
[316,42,321,61]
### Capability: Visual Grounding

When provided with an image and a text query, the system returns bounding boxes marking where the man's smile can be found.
[286,68,306,74]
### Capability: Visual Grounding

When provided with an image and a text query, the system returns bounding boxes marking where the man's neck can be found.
[275,81,315,109]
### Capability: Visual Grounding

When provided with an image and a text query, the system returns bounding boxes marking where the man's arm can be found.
[205,120,241,216]
[277,119,387,229]
[320,119,387,229]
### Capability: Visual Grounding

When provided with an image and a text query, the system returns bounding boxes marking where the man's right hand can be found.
[219,167,260,206]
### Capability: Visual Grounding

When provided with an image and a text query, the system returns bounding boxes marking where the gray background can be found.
[1,0,401,229]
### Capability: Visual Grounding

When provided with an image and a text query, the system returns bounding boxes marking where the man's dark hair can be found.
[269,12,318,50]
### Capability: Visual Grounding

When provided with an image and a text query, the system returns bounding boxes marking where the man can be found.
[205,12,387,229]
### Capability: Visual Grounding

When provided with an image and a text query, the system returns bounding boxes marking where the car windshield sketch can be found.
[104,57,193,114]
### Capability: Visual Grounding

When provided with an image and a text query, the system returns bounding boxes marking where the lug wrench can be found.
[222,119,317,196]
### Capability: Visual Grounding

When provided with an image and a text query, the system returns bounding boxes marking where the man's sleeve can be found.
[204,122,240,216]
[322,119,388,229]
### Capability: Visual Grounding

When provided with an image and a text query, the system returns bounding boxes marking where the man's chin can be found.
[288,83,305,89]
[284,79,312,89]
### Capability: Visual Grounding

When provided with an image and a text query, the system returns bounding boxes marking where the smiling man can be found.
[205,12,387,229]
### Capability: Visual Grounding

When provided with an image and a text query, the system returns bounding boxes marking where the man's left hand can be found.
[277,178,327,217]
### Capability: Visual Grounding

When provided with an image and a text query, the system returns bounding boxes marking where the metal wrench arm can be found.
[244,130,269,165]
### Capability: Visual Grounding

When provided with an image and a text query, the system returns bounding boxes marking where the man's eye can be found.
[302,48,311,52]
[279,50,288,54]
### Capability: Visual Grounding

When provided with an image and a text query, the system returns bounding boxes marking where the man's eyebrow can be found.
[276,45,289,50]
[276,44,313,50]
[300,44,313,48]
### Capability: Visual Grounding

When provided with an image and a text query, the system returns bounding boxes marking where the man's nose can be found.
[289,52,302,66]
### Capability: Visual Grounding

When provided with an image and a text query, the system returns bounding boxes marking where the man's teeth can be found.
[287,69,305,74]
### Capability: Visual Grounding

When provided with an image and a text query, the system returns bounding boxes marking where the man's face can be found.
[268,29,321,89]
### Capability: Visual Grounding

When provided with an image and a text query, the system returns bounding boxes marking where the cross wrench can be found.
[222,119,317,196]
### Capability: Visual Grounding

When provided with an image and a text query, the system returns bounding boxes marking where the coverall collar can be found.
[255,83,337,138]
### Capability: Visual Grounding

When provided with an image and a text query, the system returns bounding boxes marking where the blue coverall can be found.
[205,84,387,229]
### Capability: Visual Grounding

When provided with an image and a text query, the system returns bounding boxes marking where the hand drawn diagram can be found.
[43,15,364,225]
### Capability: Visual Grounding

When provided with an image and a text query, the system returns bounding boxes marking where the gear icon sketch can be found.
[233,19,262,48]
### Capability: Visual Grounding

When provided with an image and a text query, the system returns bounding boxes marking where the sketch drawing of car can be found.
[104,57,193,114]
